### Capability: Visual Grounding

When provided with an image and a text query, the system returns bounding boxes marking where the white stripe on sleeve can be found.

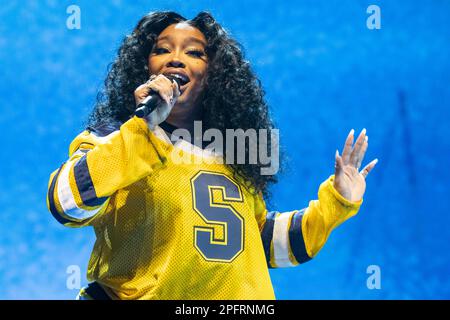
[272,211,296,267]
[57,160,105,221]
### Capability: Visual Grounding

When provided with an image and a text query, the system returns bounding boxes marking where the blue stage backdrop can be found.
[0,0,449,299]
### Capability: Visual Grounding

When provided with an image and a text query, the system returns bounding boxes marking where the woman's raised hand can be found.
[333,128,378,202]
[134,74,180,129]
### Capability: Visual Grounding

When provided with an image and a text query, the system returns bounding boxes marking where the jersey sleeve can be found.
[257,175,363,268]
[46,116,170,228]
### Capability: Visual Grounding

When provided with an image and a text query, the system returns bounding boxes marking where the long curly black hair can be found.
[87,11,282,200]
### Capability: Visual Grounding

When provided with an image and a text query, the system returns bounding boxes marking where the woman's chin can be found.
[175,89,193,107]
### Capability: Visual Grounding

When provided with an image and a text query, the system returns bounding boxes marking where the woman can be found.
[46,11,377,300]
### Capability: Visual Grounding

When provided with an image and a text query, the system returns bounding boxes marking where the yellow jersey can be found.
[46,116,362,300]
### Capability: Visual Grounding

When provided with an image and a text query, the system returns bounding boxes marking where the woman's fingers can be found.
[172,80,181,98]
[356,136,369,170]
[337,128,377,178]
[335,150,344,175]
[139,74,180,130]
[360,158,378,178]
[169,80,181,106]
[134,83,155,106]
[350,128,366,167]
[147,78,174,104]
[341,129,354,164]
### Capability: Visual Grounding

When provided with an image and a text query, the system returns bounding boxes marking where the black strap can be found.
[159,120,211,149]
[159,120,179,135]
[84,282,112,300]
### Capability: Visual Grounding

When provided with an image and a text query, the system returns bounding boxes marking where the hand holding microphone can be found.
[134,74,181,129]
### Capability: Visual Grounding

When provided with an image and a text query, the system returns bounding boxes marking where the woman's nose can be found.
[166,58,185,68]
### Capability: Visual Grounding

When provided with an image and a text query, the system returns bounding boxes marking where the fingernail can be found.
[335,149,339,157]
[350,129,354,136]
[362,128,366,134]
[373,158,378,164]
[365,136,368,142]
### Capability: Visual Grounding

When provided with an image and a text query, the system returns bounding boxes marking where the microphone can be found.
[135,75,182,118]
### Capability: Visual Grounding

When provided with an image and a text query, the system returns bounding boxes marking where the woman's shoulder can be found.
[67,119,124,156]
[86,119,123,137]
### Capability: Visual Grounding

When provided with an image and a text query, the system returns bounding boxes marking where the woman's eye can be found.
[154,47,169,54]
[187,50,205,58]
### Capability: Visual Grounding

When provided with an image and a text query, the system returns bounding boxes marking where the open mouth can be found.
[171,73,190,86]
[163,72,190,91]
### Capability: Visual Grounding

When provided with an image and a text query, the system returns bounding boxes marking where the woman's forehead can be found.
[173,21,196,31]
[157,22,206,45]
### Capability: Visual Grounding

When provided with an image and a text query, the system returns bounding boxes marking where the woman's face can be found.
[148,22,208,115]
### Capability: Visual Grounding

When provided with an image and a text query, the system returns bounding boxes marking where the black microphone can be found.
[135,75,182,118]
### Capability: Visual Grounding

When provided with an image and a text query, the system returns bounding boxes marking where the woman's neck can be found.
[165,104,202,135]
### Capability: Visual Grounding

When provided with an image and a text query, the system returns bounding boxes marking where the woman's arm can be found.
[257,128,377,268]
[46,116,169,228]
[47,74,181,228]
[256,175,362,268]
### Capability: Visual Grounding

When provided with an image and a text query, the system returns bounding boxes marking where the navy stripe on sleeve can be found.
[288,209,312,264]
[73,156,108,207]
[47,163,72,225]
[87,120,121,137]
[261,211,278,268]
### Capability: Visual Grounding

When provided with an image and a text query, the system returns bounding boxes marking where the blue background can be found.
[1,0,449,299]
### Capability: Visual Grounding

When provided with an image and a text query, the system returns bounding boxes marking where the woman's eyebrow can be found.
[157,35,206,47]
[185,37,206,47]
